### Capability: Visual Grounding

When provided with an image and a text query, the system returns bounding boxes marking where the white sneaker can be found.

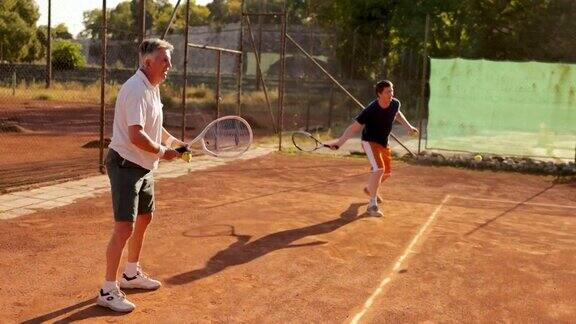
[97,288,135,312]
[119,271,162,290]
[367,205,384,217]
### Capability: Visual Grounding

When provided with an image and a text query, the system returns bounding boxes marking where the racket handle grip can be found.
[324,144,339,150]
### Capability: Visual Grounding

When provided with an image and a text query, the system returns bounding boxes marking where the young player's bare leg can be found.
[367,168,384,201]
[362,141,386,216]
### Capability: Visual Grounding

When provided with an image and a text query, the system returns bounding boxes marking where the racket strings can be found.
[292,132,321,151]
[203,119,251,157]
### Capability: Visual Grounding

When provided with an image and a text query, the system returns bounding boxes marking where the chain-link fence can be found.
[0,4,424,193]
[0,60,116,193]
[3,1,573,193]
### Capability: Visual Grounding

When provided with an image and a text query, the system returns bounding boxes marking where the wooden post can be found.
[138,0,146,45]
[216,50,222,118]
[99,0,107,173]
[46,0,52,88]
[277,1,287,151]
[236,0,245,115]
[328,86,335,129]
[417,14,430,155]
[256,0,264,90]
[181,0,190,140]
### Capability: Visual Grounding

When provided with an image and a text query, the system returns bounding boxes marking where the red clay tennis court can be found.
[1,152,575,322]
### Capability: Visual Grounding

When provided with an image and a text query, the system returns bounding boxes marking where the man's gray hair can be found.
[139,38,174,65]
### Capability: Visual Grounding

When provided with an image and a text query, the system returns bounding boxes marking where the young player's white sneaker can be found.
[367,205,384,217]
[119,271,162,290]
[96,288,135,312]
[363,187,383,203]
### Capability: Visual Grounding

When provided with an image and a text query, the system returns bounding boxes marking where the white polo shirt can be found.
[109,69,164,170]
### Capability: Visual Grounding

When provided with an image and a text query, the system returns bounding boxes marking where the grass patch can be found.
[35,94,52,101]
[0,80,120,104]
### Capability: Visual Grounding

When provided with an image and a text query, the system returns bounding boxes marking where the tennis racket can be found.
[291,131,338,152]
[176,115,253,160]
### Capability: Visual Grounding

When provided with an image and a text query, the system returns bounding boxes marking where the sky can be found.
[37,0,212,38]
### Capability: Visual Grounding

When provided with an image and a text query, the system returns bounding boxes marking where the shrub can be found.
[52,40,86,70]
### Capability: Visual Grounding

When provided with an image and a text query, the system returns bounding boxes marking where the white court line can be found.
[451,195,576,210]
[349,193,575,323]
[349,194,451,324]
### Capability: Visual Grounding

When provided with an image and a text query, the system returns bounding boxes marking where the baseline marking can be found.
[349,194,451,324]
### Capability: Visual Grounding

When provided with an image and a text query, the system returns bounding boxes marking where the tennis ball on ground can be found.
[473,154,483,162]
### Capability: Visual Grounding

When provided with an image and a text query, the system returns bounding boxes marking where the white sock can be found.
[124,262,139,277]
[102,281,118,293]
[369,197,377,207]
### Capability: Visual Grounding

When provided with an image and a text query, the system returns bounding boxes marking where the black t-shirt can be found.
[355,98,400,147]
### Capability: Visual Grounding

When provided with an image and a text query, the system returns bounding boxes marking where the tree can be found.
[312,0,397,78]
[153,0,210,36]
[79,0,211,40]
[0,0,40,62]
[52,40,86,70]
[207,0,228,23]
[30,23,73,62]
[37,23,73,45]
[309,0,576,80]
[79,8,103,40]
[187,4,211,27]
[109,1,136,40]
[53,23,73,39]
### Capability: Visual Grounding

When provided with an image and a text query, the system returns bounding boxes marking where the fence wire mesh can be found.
[2,0,574,192]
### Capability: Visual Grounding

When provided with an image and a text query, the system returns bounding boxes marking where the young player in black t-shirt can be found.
[329,80,418,216]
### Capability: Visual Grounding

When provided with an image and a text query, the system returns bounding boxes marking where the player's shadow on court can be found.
[21,289,157,323]
[22,204,365,322]
[167,202,366,285]
[465,182,558,236]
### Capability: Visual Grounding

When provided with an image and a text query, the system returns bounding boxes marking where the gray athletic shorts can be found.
[106,149,155,222]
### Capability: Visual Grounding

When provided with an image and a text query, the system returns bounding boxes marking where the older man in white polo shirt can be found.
[97,38,188,312]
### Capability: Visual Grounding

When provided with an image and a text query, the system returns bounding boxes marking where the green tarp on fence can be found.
[427,58,576,160]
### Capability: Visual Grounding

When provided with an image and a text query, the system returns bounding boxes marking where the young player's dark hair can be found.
[375,80,393,95]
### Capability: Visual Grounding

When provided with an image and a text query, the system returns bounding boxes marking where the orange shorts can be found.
[361,141,391,175]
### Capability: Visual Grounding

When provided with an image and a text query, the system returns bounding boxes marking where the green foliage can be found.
[32,23,73,61]
[188,5,211,27]
[186,84,212,99]
[160,92,177,109]
[159,1,209,35]
[79,9,102,40]
[54,23,73,39]
[80,0,211,40]
[309,0,576,80]
[52,40,86,70]
[0,9,70,63]
[207,0,229,23]
[0,0,40,62]
[37,23,74,44]
[241,0,309,24]
[109,1,136,40]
